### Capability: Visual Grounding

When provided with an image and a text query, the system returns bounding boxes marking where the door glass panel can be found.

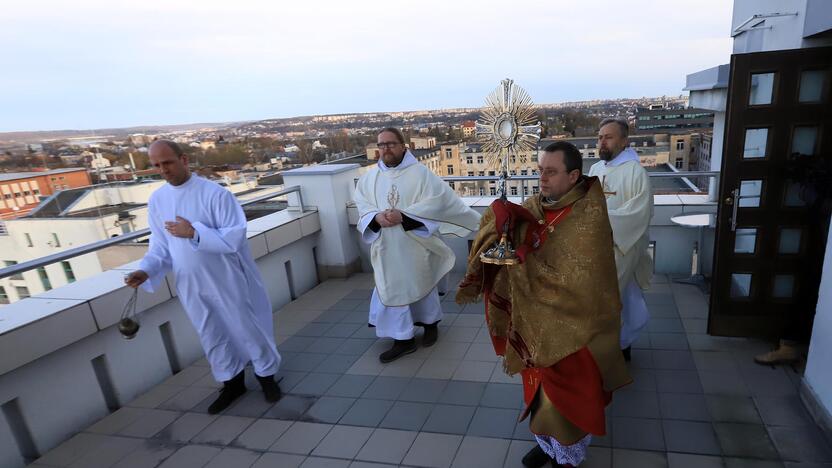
[791,126,818,156]
[783,180,808,207]
[739,180,763,208]
[731,273,752,298]
[743,128,768,159]
[749,73,775,105]
[799,70,826,103]
[773,275,795,298]
[779,228,802,254]
[734,228,757,254]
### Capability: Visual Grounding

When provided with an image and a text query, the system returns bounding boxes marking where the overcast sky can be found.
[0,0,734,132]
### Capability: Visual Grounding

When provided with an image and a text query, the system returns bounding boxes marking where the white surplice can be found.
[355,151,481,339]
[588,148,653,348]
[139,175,281,381]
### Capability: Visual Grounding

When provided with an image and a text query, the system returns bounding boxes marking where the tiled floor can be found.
[31,274,832,468]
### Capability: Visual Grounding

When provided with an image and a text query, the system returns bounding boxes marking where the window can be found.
[466,156,473,164]
[445,149,453,159]
[488,171,495,176]
[467,171,474,177]
[510,156,516,164]
[531,155,538,162]
[489,188,496,196]
[799,70,826,103]
[16,286,30,299]
[0,286,8,304]
[510,186,518,196]
[533,186,540,194]
[446,165,454,175]
[32,189,40,195]
[3,194,10,200]
[676,141,685,151]
[520,170,528,176]
[675,158,684,169]
[479,187,485,196]
[743,128,768,159]
[749,72,775,105]
[22,190,30,196]
[62,261,75,282]
[38,267,51,291]
[510,170,516,176]
[478,171,485,176]
[523,186,529,195]
[51,233,61,247]
[24,233,33,247]
[449,181,455,190]
[476,156,484,164]
[4,260,23,280]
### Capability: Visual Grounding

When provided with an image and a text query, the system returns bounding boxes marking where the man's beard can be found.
[383,152,405,167]
[598,148,615,161]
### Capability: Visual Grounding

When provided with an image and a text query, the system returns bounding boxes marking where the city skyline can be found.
[0,0,733,132]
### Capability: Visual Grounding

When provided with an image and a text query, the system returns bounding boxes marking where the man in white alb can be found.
[125,140,282,413]
[588,119,653,361]
[355,128,481,363]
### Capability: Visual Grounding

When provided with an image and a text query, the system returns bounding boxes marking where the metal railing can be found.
[0,185,304,281]
[442,170,720,201]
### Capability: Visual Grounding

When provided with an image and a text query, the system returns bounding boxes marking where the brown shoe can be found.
[754,340,802,366]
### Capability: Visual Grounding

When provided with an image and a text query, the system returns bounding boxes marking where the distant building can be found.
[634,106,714,133]
[0,168,91,220]
[462,121,476,138]
[409,136,436,150]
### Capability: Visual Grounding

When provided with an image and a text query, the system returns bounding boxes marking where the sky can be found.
[0,0,734,132]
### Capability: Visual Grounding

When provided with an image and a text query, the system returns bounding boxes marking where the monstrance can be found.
[476,78,541,265]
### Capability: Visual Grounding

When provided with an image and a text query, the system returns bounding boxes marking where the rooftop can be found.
[0,168,88,183]
[26,273,831,467]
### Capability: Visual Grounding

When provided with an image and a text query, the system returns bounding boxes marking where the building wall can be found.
[0,170,91,217]
[805,224,832,435]
[732,0,832,54]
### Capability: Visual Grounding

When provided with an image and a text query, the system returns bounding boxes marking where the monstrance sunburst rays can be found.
[476,78,541,174]
[476,78,541,266]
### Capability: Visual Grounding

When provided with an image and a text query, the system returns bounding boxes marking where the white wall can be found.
[805,226,832,426]
[732,0,832,53]
[0,213,321,468]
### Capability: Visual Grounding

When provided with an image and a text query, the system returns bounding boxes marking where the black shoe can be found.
[208,371,246,414]
[256,374,282,403]
[521,445,550,468]
[622,346,632,362]
[379,338,417,363]
[422,323,439,347]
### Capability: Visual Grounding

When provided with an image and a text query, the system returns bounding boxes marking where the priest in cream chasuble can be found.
[355,128,480,363]
[588,119,653,358]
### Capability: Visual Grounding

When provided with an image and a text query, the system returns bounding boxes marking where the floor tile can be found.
[666,452,722,468]
[611,448,668,468]
[480,383,523,409]
[203,447,261,468]
[311,425,374,459]
[611,417,665,451]
[399,378,448,403]
[119,409,182,438]
[264,394,318,420]
[610,389,660,418]
[250,452,307,468]
[339,399,394,427]
[451,436,510,468]
[269,421,333,455]
[423,404,477,435]
[416,359,462,380]
[659,393,711,421]
[361,376,410,400]
[662,419,721,455]
[402,432,463,468]
[191,415,255,445]
[768,425,832,463]
[355,428,418,465]
[292,373,341,396]
[232,418,293,450]
[467,407,518,438]
[452,361,497,382]
[378,401,433,431]
[157,445,222,468]
[704,396,761,425]
[155,412,217,443]
[326,374,375,398]
[303,396,356,424]
[754,396,815,427]
[440,381,487,406]
[714,422,779,459]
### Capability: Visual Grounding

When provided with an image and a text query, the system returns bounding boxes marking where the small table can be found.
[670,212,715,290]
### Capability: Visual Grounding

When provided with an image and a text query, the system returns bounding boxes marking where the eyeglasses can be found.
[376,142,402,149]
